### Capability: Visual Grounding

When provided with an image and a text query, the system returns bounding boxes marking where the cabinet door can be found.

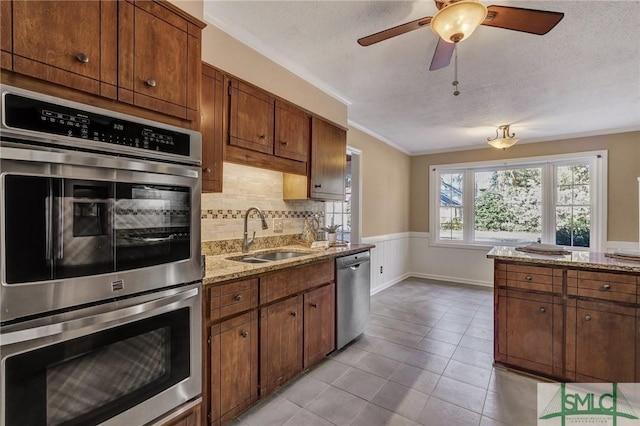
[156,402,201,426]
[119,1,202,120]
[228,78,274,154]
[310,117,346,200]
[497,289,562,377]
[568,300,636,382]
[1,0,12,69]
[11,0,117,98]
[210,311,258,424]
[260,295,303,396]
[275,100,310,162]
[201,64,224,193]
[304,283,336,368]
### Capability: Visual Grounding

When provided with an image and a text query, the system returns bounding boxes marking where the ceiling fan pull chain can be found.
[452,44,460,96]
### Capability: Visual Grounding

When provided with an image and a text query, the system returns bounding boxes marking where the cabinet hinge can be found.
[228,84,232,96]
[207,335,211,345]
[207,412,211,422]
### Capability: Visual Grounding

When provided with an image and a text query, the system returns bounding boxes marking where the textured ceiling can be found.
[204,1,640,154]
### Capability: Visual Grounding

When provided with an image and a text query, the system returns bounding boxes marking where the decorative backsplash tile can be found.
[201,163,325,242]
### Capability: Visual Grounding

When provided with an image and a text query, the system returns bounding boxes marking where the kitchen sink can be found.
[228,251,309,263]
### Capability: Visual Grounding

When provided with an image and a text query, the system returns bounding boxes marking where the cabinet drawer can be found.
[567,270,637,303]
[504,264,559,293]
[260,260,334,305]
[208,278,258,321]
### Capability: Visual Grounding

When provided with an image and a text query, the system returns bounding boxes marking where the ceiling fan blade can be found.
[357,16,432,46]
[429,38,455,71]
[482,5,564,35]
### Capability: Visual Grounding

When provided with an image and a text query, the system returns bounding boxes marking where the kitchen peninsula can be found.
[488,246,640,383]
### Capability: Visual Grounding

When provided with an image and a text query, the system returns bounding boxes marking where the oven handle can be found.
[1,287,198,346]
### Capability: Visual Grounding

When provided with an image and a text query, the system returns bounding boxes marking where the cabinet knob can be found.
[234,294,242,302]
[526,275,533,281]
[602,284,611,290]
[280,141,289,146]
[584,315,592,321]
[314,184,322,188]
[259,134,267,139]
[203,167,212,173]
[539,307,546,313]
[145,78,157,87]
[311,302,318,308]
[241,331,249,338]
[290,311,297,317]
[76,53,89,63]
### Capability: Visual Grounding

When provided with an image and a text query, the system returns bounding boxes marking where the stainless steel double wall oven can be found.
[0,85,203,426]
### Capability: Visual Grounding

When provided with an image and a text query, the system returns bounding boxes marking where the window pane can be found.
[474,168,542,243]
[439,173,463,240]
[555,164,590,248]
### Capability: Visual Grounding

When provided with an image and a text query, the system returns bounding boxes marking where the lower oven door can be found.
[0,283,201,426]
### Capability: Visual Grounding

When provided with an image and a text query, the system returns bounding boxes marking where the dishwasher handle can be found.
[336,251,371,270]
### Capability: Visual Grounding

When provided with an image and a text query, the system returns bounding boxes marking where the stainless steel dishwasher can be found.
[336,251,371,350]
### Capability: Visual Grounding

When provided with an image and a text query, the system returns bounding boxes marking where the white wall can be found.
[362,233,411,295]
[364,232,640,295]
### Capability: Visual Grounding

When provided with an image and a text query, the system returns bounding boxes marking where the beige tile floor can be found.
[232,278,543,426]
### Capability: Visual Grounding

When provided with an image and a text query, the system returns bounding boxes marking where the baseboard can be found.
[408,272,493,288]
[370,272,412,296]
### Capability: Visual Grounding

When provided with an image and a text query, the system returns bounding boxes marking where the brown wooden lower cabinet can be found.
[205,260,339,425]
[566,299,637,382]
[260,295,304,396]
[209,311,258,426]
[494,259,640,383]
[496,288,563,377]
[155,401,201,426]
[304,283,336,368]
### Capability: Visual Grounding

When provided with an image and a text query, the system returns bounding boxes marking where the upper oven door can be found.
[0,142,202,323]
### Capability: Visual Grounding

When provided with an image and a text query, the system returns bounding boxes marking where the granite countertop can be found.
[487,246,640,273]
[203,243,374,286]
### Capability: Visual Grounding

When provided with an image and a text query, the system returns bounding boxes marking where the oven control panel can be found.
[3,94,191,157]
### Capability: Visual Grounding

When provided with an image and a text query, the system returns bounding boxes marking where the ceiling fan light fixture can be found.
[430,0,488,43]
[487,125,519,149]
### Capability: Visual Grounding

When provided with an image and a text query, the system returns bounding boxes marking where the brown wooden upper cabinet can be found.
[227,78,275,154]
[2,1,204,122]
[8,0,118,99]
[284,116,347,201]
[0,1,12,70]
[118,1,203,121]
[201,63,224,192]
[275,100,310,162]
[224,76,309,175]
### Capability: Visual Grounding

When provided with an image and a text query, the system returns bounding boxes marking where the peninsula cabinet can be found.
[2,0,205,123]
[565,270,639,382]
[224,77,309,175]
[493,258,640,383]
[201,63,224,193]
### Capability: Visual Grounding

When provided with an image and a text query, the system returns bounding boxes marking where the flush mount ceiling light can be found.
[487,125,519,149]
[430,0,488,44]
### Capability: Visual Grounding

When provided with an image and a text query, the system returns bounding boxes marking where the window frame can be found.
[429,151,607,251]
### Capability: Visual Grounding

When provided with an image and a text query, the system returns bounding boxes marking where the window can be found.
[325,154,351,242]
[430,151,606,250]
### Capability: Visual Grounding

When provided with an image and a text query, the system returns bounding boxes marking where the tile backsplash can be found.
[201,162,324,241]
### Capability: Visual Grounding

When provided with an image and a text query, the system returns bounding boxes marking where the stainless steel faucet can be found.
[243,207,269,253]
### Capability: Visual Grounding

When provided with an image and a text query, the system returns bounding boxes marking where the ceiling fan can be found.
[357,0,564,71]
